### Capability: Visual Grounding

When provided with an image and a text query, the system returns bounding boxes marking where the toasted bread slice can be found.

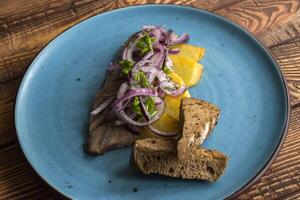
[177,98,220,159]
[131,138,228,182]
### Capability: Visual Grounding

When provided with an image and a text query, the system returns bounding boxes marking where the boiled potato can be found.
[139,113,179,138]
[171,44,205,62]
[164,90,190,120]
[169,55,203,87]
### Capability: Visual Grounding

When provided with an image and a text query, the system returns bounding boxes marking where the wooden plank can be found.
[260,11,300,48]
[216,0,300,34]
[270,37,300,106]
[0,79,20,146]
[0,144,65,199]
[0,106,299,199]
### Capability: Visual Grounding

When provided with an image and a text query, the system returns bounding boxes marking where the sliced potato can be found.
[168,72,185,86]
[139,113,179,138]
[164,90,190,120]
[171,44,205,62]
[169,56,203,87]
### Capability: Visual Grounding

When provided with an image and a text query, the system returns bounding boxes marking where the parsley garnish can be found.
[163,65,171,74]
[131,97,142,116]
[136,32,156,55]
[145,97,157,118]
[133,71,149,87]
[119,60,135,75]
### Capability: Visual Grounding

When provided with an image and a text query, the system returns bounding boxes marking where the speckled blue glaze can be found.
[15,5,288,200]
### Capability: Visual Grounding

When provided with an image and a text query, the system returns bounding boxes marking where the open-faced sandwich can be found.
[86,25,228,181]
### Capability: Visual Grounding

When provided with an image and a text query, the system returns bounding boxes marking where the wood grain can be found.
[216,0,300,36]
[0,144,64,199]
[0,79,20,146]
[260,11,300,48]
[0,0,300,199]
[271,37,300,106]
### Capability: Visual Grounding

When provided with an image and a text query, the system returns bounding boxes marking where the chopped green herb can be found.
[133,71,149,87]
[136,32,154,55]
[149,110,158,118]
[131,97,142,116]
[145,97,157,118]
[163,65,171,74]
[119,60,135,75]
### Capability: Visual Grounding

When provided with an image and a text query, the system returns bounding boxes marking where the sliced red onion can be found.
[130,52,153,77]
[158,88,166,98]
[108,63,120,71]
[116,101,164,126]
[141,66,168,84]
[142,50,154,61]
[153,96,164,105]
[168,48,180,54]
[150,51,166,69]
[148,125,179,137]
[138,96,151,121]
[117,82,129,98]
[169,85,186,97]
[91,96,115,115]
[113,88,157,111]
[150,28,162,45]
[169,33,189,45]
[160,81,177,91]
[142,25,157,30]
[122,34,143,61]
[164,56,174,71]
[160,81,186,97]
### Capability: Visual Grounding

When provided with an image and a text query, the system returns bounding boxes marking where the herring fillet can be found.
[86,33,143,155]
[87,70,138,155]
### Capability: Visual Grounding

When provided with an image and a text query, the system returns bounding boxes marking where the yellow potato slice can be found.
[171,44,205,62]
[169,55,203,87]
[139,113,179,138]
[168,72,185,86]
[164,90,190,120]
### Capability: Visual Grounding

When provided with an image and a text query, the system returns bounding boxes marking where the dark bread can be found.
[177,98,220,160]
[132,138,228,182]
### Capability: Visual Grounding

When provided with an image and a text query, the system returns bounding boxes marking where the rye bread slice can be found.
[131,138,228,182]
[177,98,220,160]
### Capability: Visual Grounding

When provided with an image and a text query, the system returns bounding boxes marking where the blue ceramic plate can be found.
[15,5,289,200]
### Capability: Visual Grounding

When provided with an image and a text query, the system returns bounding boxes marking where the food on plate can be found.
[170,44,205,61]
[131,138,228,181]
[163,90,190,120]
[87,25,205,154]
[87,25,228,181]
[169,56,203,87]
[87,70,139,155]
[177,98,220,160]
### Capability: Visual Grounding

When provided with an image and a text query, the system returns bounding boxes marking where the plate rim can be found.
[14,4,290,199]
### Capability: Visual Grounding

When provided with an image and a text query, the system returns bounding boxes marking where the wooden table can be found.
[0,0,299,199]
